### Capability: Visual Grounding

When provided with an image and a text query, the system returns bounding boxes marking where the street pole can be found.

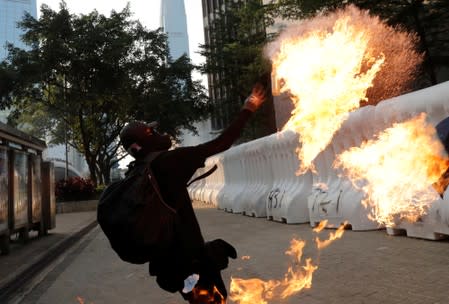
[64,75,69,180]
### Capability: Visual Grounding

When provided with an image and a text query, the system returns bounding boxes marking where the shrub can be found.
[56,177,96,202]
[95,184,107,198]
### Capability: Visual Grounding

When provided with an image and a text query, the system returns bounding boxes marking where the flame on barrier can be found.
[335,113,449,226]
[266,5,422,174]
[230,223,348,303]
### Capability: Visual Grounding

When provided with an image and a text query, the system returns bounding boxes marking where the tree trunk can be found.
[86,158,98,186]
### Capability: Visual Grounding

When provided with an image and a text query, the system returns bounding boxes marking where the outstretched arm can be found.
[153,82,269,186]
[195,82,267,159]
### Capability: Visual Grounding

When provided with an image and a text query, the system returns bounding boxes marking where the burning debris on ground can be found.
[229,222,349,304]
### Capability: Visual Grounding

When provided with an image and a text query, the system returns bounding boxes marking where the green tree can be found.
[0,2,209,185]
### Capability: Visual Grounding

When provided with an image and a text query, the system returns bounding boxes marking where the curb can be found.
[56,200,98,214]
[0,220,98,303]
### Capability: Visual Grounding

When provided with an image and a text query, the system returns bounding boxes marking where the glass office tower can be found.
[0,0,37,122]
[0,0,37,61]
[160,0,190,60]
[160,0,212,146]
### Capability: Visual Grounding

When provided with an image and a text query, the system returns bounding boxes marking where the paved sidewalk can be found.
[0,211,98,293]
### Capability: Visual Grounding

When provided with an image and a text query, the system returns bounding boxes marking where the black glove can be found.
[204,239,237,271]
[196,239,237,300]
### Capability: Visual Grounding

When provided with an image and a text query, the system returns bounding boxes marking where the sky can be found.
[35,0,205,67]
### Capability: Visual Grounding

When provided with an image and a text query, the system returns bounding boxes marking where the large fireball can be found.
[266,5,423,173]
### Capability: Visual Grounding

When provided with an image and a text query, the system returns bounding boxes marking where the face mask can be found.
[139,132,172,154]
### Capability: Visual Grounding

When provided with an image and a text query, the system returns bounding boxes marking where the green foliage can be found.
[95,184,107,198]
[0,2,209,185]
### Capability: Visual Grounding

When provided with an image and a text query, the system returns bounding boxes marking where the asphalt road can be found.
[14,203,449,304]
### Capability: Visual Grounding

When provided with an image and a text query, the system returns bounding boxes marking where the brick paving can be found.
[4,203,449,304]
[195,202,449,304]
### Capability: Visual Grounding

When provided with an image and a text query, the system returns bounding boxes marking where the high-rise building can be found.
[160,0,213,146]
[201,1,276,136]
[0,0,37,61]
[160,0,190,60]
[0,0,37,122]
[201,0,228,131]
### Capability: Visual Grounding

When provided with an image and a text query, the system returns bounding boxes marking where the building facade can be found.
[201,0,277,136]
[0,0,37,61]
[0,0,37,122]
[160,0,190,60]
[201,0,228,131]
[42,144,89,182]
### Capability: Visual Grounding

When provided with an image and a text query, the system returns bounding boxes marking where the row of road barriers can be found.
[188,80,449,240]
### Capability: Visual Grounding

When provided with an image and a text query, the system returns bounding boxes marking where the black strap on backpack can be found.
[186,165,218,187]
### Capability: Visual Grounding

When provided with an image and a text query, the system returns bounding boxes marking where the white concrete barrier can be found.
[187,167,205,201]
[217,144,248,213]
[239,135,274,217]
[266,132,293,221]
[266,130,312,223]
[208,154,225,207]
[308,106,381,230]
[194,81,449,240]
[198,155,221,204]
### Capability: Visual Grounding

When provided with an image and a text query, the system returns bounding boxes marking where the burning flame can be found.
[230,278,279,304]
[190,285,226,304]
[76,297,93,304]
[315,221,348,250]
[268,10,384,173]
[266,5,422,173]
[230,238,316,304]
[335,113,449,226]
[230,222,348,303]
[312,220,328,233]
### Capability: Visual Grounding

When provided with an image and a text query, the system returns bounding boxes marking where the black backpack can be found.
[97,153,177,264]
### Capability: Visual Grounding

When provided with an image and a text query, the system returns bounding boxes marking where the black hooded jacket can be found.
[142,109,253,291]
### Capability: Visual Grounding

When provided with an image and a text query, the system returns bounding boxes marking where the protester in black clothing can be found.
[119,82,267,303]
